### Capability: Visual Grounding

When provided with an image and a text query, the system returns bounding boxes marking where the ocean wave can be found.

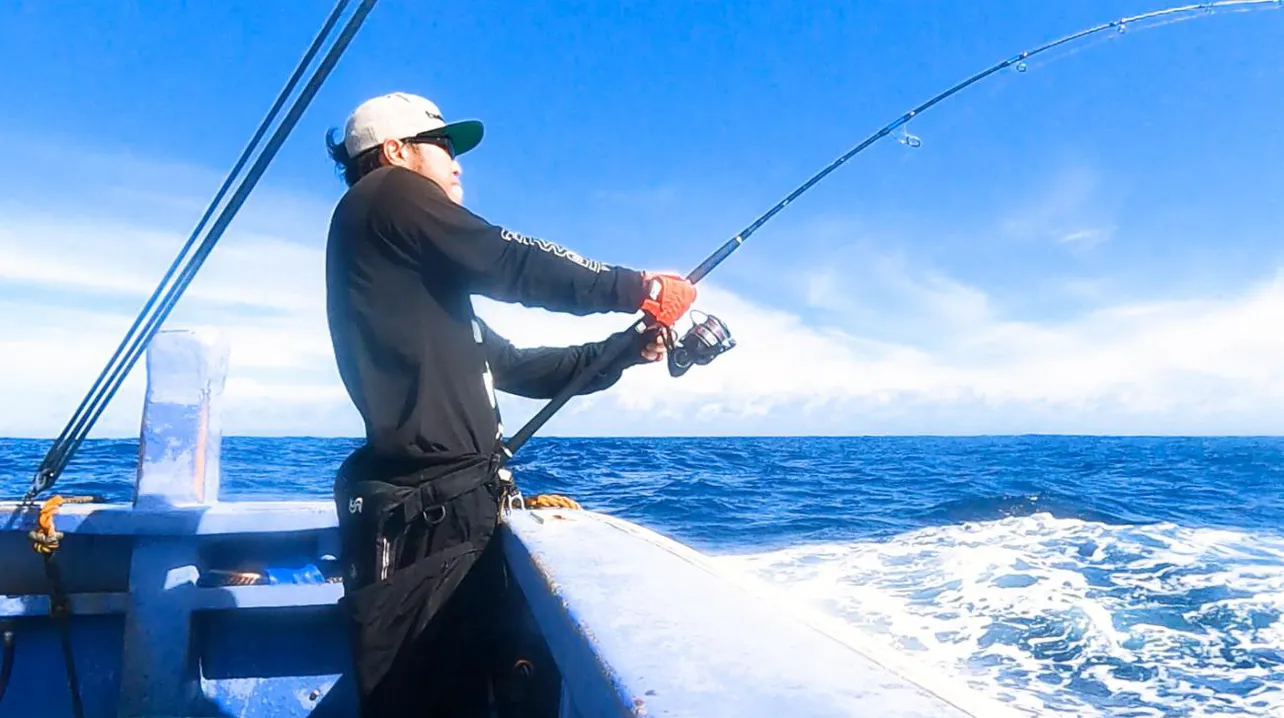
[714,514,1284,717]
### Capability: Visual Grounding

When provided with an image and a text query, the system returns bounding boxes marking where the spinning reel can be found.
[664,311,736,378]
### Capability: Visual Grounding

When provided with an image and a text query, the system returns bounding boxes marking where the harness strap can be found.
[340,449,504,529]
[392,464,496,526]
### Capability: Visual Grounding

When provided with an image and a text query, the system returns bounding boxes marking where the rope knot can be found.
[28,495,96,555]
[525,494,582,511]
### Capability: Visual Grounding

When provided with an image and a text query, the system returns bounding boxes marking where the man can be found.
[323,92,697,716]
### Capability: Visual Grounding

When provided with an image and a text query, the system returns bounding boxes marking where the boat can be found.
[0,328,1023,717]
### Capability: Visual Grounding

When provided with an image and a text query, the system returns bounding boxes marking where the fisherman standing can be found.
[323,92,697,716]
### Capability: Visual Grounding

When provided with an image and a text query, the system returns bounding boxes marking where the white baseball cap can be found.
[342,92,484,158]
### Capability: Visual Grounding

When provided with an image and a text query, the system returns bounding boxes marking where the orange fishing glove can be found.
[640,272,697,327]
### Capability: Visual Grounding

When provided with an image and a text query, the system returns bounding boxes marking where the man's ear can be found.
[380,138,403,166]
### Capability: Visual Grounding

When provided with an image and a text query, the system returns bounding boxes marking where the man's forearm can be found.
[487,330,644,400]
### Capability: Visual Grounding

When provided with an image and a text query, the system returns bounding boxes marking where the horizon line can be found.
[3,433,1284,441]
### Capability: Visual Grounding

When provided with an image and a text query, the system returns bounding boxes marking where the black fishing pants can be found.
[334,455,506,717]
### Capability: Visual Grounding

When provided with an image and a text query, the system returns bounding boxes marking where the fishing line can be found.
[501,0,1283,462]
[842,6,1227,181]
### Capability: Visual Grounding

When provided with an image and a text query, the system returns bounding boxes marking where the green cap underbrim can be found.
[438,119,484,156]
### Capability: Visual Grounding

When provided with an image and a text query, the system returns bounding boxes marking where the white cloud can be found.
[4,172,1284,438]
[475,266,1284,436]
[0,208,351,438]
[1057,227,1114,247]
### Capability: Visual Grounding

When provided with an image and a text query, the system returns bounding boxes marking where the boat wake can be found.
[715,514,1284,717]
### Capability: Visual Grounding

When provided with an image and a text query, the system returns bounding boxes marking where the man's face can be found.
[384,136,464,204]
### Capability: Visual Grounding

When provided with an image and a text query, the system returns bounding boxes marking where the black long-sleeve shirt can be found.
[325,166,647,480]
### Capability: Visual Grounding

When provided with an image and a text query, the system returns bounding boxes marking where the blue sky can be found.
[2,0,1283,438]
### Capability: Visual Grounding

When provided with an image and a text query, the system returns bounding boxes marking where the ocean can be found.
[2,435,1282,716]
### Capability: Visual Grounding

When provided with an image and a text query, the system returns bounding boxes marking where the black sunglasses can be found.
[403,133,456,159]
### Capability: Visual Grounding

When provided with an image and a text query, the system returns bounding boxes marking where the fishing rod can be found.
[24,0,379,501]
[500,0,1282,462]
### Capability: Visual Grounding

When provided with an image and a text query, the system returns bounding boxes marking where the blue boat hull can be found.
[0,499,564,717]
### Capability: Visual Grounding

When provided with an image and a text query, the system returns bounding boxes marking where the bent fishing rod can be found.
[24,0,379,501]
[500,0,1283,462]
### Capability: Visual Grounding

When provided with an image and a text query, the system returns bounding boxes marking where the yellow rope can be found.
[28,496,95,555]
[524,494,582,510]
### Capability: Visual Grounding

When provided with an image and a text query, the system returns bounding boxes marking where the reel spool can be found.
[666,311,736,378]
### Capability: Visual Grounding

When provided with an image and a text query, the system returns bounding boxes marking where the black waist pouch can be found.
[333,452,502,697]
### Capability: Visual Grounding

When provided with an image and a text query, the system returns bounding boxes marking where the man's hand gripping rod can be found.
[500,244,735,465]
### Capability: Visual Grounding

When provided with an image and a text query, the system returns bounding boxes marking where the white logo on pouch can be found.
[348,497,363,514]
[500,228,605,272]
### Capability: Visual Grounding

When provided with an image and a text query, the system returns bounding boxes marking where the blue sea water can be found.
[2,435,1282,716]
